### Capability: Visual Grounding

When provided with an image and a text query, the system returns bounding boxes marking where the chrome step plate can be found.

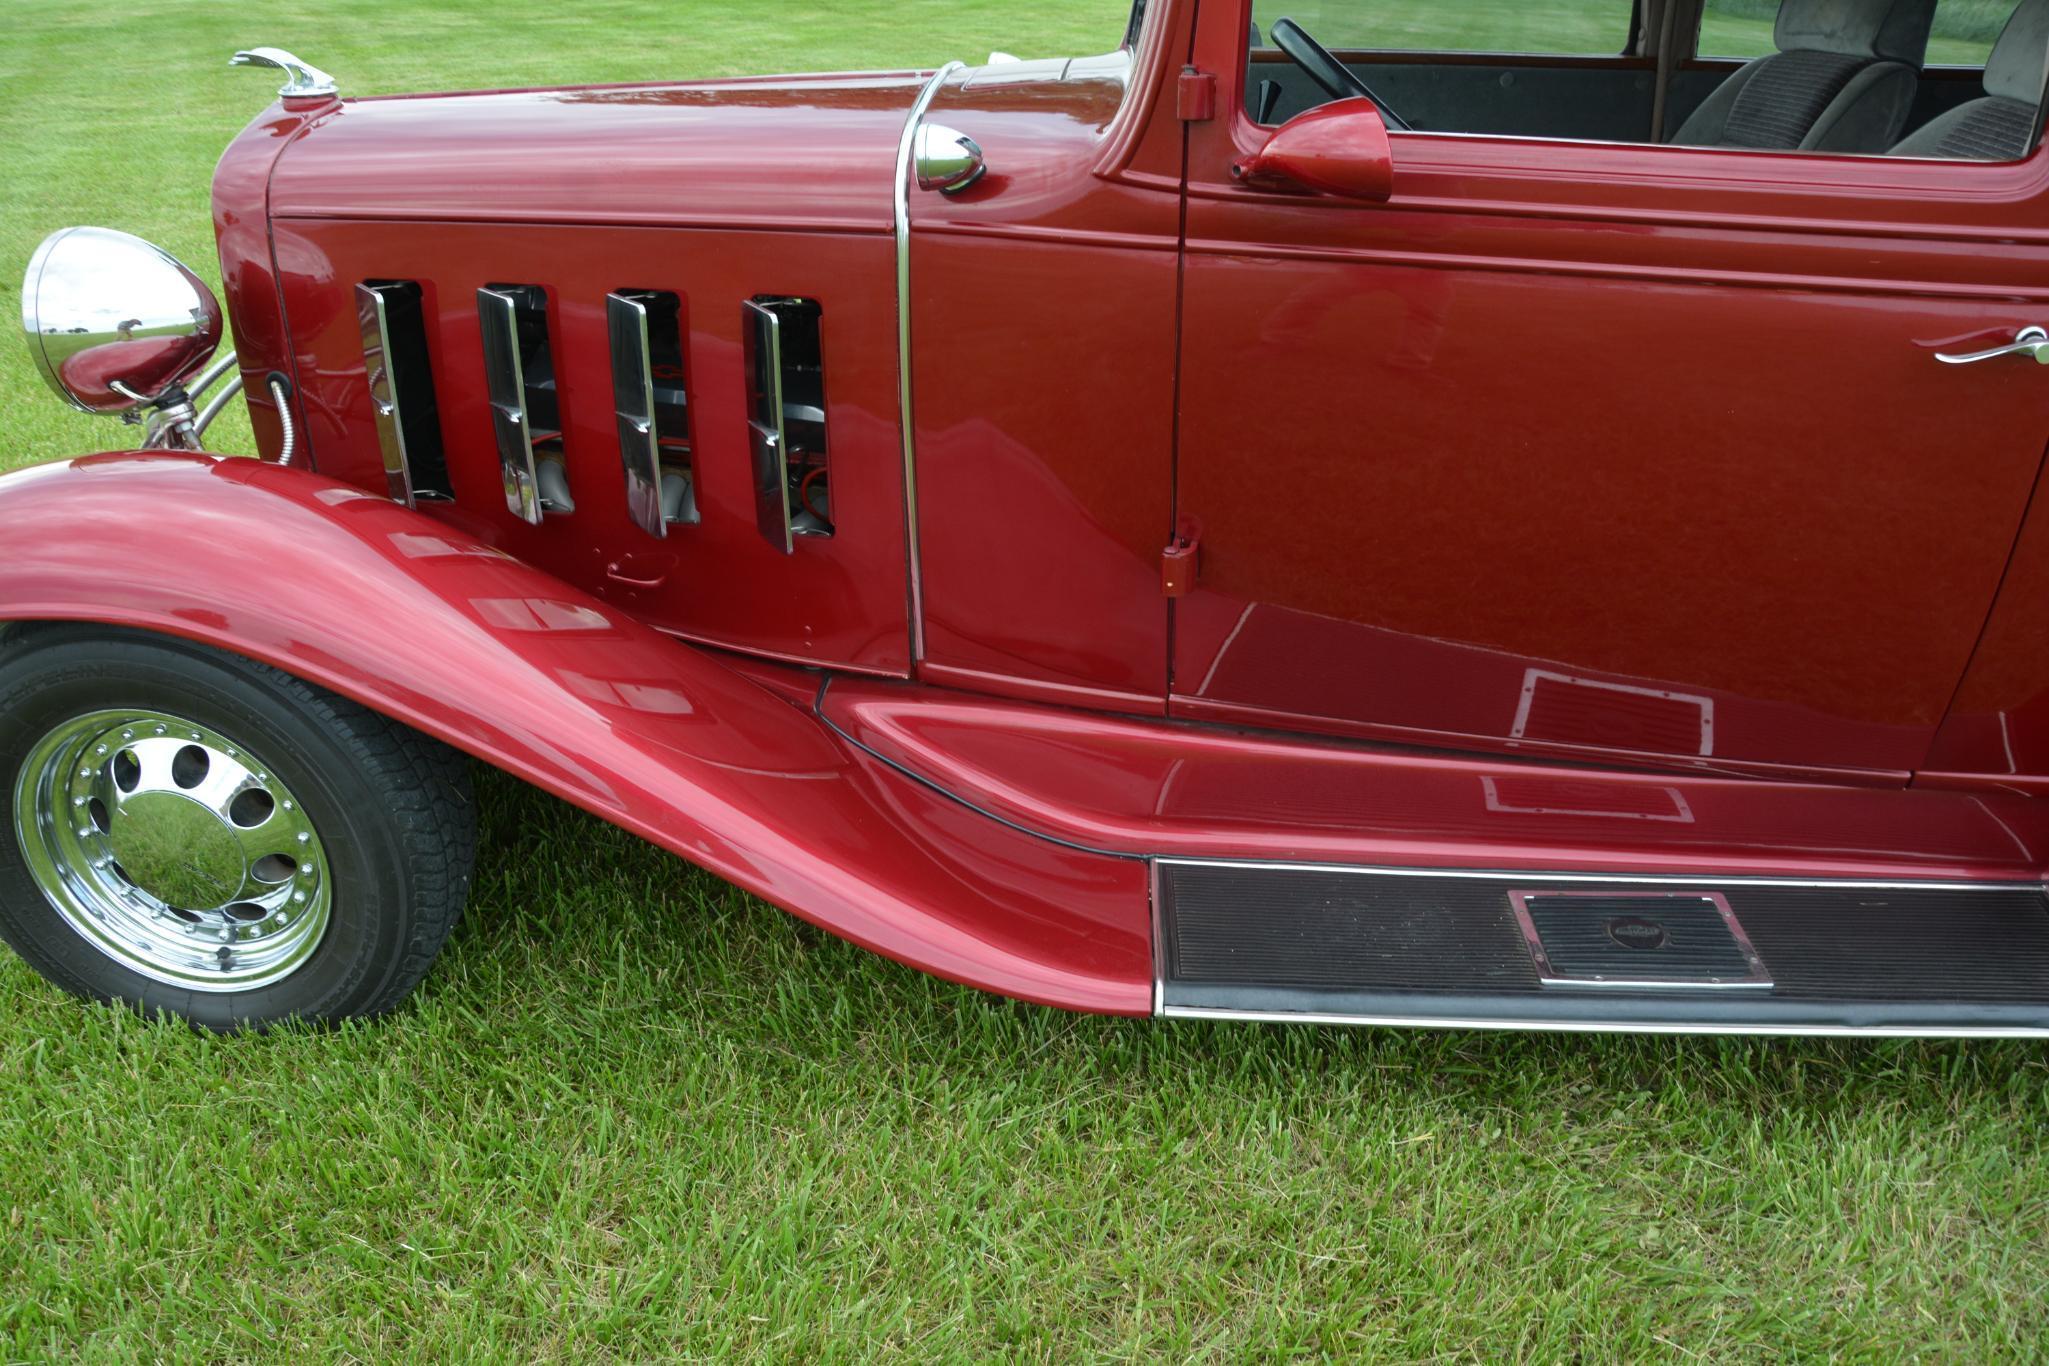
[1508,890,1772,990]
[1154,861,2049,1037]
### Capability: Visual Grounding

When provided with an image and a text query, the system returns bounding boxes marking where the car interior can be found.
[1247,0,2049,160]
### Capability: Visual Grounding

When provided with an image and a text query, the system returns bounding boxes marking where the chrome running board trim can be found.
[1153,856,2043,894]
[1160,1005,2049,1039]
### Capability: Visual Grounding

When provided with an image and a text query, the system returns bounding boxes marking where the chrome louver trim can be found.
[607,291,667,539]
[893,60,964,660]
[479,285,551,524]
[744,298,794,554]
[356,283,415,505]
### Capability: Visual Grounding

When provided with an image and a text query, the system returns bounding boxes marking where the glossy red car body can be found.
[12,0,2049,1024]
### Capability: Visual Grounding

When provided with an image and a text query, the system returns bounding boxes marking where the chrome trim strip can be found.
[357,283,415,505]
[1159,1005,2049,1039]
[1148,858,1165,1017]
[1152,856,2044,894]
[1506,889,1774,991]
[894,61,964,661]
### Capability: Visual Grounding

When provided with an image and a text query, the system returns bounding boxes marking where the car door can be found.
[1170,0,2049,778]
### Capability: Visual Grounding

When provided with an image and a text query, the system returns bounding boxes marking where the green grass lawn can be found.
[4,1,2048,1358]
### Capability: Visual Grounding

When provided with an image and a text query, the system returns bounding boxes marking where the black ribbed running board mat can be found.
[1156,862,2049,1035]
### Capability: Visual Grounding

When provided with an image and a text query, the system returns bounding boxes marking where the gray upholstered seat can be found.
[1670,0,1936,153]
[1891,0,2049,159]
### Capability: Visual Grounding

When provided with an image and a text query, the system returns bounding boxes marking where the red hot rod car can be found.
[12,0,2049,1034]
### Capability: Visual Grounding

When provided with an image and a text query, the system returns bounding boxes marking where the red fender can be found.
[0,453,1151,1013]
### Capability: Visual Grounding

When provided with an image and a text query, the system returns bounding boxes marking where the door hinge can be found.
[1162,522,1200,597]
[1177,67,1217,121]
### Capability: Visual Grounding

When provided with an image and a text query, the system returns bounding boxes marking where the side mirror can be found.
[1233,97,1393,203]
[21,227,223,414]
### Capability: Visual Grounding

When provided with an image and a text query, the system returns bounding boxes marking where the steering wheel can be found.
[1267,17,1412,131]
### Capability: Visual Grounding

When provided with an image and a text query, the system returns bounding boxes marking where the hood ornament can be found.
[230,48,339,101]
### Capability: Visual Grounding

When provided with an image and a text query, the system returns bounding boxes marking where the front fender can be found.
[0,453,1150,1013]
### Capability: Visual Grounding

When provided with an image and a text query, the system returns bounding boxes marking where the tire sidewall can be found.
[0,630,418,1028]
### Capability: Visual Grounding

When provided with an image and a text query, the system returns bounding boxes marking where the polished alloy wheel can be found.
[12,708,332,991]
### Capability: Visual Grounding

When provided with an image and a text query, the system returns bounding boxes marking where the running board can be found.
[1156,862,2049,1036]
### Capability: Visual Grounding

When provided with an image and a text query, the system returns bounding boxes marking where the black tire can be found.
[0,624,475,1029]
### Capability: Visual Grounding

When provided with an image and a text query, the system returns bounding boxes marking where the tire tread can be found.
[262,666,476,1018]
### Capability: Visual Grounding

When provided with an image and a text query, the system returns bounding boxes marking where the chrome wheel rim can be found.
[13,709,331,992]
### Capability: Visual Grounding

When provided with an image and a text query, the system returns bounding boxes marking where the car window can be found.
[1246,0,2041,161]
[1699,0,2014,64]
[1247,0,1638,56]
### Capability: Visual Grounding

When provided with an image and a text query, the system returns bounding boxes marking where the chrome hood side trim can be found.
[894,61,963,663]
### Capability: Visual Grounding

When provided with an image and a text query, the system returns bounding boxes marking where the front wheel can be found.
[0,625,475,1028]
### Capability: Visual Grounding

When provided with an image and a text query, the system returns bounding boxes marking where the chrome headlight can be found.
[20,227,222,414]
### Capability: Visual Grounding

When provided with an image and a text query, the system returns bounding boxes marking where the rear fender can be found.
[0,453,1151,1012]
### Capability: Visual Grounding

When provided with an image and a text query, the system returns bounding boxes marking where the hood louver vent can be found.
[744,295,832,555]
[479,284,573,524]
[355,281,451,505]
[607,289,696,538]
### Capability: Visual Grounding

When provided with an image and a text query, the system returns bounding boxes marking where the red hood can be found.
[264,71,930,234]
